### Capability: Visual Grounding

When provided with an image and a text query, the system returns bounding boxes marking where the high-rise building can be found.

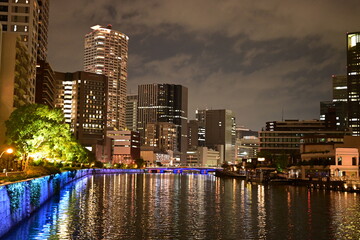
[187,120,205,150]
[319,101,336,130]
[125,94,138,131]
[333,75,348,102]
[0,0,49,103]
[195,109,207,123]
[347,32,360,135]
[0,32,31,143]
[138,84,188,164]
[84,25,129,130]
[36,0,49,61]
[320,75,348,131]
[205,109,236,163]
[55,71,108,150]
[35,60,55,108]
[145,122,177,152]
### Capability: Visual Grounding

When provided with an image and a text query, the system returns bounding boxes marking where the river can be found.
[2,173,360,240]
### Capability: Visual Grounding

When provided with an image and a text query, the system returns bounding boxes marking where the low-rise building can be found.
[331,148,359,178]
[186,147,220,167]
[104,130,140,165]
[140,146,173,167]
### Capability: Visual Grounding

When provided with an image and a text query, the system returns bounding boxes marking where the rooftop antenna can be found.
[282,107,284,121]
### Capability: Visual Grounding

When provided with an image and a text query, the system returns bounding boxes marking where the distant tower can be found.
[347,32,360,135]
[138,84,188,164]
[204,109,236,163]
[125,94,138,131]
[84,24,129,130]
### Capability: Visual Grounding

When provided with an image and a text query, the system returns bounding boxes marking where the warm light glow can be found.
[6,148,13,154]
[0,148,14,158]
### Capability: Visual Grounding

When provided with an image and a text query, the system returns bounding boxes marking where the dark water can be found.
[2,173,360,240]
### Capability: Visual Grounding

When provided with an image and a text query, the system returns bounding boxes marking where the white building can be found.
[186,147,220,167]
[331,148,359,178]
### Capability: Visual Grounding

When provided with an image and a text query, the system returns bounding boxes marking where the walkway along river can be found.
[2,172,360,239]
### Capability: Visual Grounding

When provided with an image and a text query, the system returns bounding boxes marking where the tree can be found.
[5,104,89,170]
[135,158,145,168]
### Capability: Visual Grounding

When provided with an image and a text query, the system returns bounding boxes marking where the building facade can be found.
[0,0,49,104]
[186,147,220,167]
[144,122,177,152]
[125,94,138,131]
[137,83,188,164]
[347,32,360,135]
[235,136,259,160]
[55,71,108,149]
[260,119,349,164]
[104,130,140,165]
[331,148,359,178]
[35,59,55,108]
[187,119,205,150]
[205,109,236,163]
[0,32,31,143]
[84,24,129,130]
[320,75,348,131]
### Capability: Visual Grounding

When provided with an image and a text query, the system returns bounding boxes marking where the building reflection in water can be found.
[3,173,360,240]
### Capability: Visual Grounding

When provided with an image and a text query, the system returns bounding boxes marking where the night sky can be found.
[48,0,360,131]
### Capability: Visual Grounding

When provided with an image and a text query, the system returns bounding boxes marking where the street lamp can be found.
[0,148,14,175]
[0,148,13,158]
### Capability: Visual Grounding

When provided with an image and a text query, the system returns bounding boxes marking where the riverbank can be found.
[0,168,144,238]
[215,170,360,193]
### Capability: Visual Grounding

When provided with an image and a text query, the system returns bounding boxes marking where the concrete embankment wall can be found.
[0,168,143,238]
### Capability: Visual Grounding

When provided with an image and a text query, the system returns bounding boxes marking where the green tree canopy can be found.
[5,104,89,168]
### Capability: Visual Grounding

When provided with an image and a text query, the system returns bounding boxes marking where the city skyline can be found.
[47,0,360,131]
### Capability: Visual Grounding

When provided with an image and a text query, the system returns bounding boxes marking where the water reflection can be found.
[2,174,360,240]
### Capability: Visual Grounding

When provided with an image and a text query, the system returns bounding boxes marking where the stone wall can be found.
[0,168,143,238]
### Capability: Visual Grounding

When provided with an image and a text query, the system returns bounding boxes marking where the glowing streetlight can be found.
[0,148,14,158]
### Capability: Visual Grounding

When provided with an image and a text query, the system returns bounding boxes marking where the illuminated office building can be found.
[347,32,360,135]
[84,24,129,130]
[55,71,108,149]
[125,94,138,131]
[138,84,188,164]
[205,109,236,163]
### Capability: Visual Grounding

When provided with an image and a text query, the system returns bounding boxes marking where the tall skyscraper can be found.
[138,84,188,164]
[125,94,138,131]
[84,24,129,130]
[55,71,108,150]
[204,109,236,163]
[35,60,55,108]
[0,32,31,143]
[0,0,49,103]
[347,32,360,135]
[187,120,205,150]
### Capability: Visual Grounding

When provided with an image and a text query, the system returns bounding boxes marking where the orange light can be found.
[6,148,13,154]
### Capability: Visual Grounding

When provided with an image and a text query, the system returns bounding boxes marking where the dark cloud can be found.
[48,0,360,130]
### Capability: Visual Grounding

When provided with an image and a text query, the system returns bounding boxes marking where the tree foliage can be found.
[135,158,145,168]
[5,104,89,168]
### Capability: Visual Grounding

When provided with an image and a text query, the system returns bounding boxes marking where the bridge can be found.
[144,167,221,174]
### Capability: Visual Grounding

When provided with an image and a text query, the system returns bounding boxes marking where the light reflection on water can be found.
[2,173,360,240]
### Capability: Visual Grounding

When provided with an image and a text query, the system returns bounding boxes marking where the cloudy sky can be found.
[48,0,360,131]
